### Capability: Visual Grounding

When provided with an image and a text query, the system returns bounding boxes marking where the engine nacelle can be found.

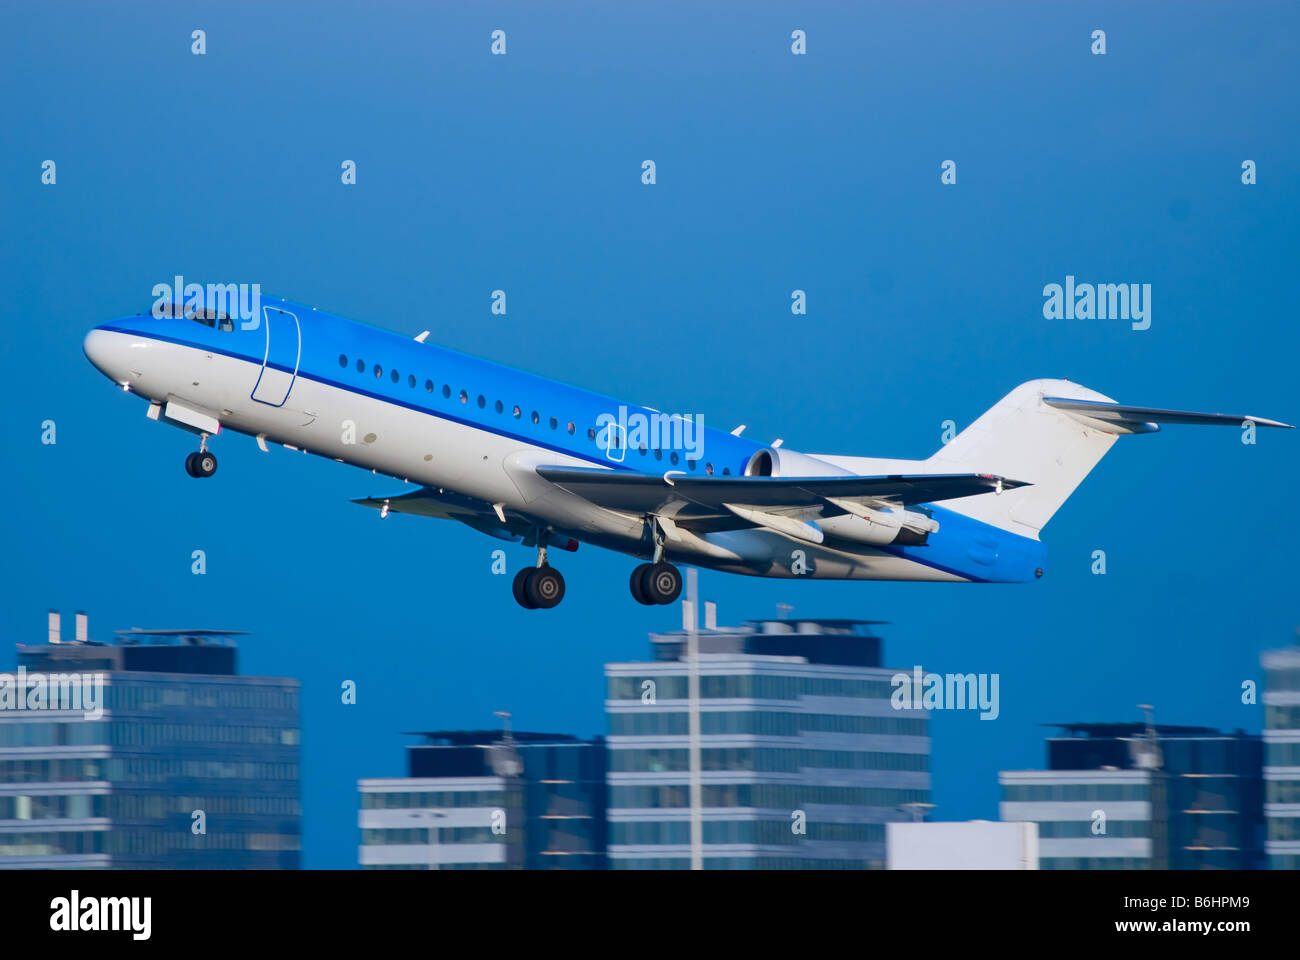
[743,446,849,478]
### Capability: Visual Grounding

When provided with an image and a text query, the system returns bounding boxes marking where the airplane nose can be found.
[83,327,123,381]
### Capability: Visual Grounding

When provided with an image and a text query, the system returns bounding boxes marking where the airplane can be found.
[83,295,1292,609]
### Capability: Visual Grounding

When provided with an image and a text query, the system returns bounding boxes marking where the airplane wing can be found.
[352,488,535,543]
[533,466,1026,528]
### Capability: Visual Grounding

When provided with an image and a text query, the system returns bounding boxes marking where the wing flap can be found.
[534,466,1026,523]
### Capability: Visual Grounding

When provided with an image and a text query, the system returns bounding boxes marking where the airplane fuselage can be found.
[84,297,1047,592]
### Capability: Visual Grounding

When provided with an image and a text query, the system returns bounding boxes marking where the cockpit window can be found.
[152,301,233,331]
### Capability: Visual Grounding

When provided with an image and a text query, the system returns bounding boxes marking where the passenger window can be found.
[373,364,383,378]
[339,354,348,368]
[531,411,540,425]
[567,422,575,435]
[549,416,558,430]
[390,369,400,383]
[477,395,486,409]
[670,452,679,465]
[408,374,416,388]
[495,400,504,414]
[459,390,468,404]
[514,406,522,419]
[705,462,714,475]
[357,359,365,373]
[587,427,596,440]
[442,385,451,399]
[425,380,433,393]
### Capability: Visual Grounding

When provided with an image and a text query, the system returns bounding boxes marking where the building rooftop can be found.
[1044,722,1241,739]
[648,617,884,667]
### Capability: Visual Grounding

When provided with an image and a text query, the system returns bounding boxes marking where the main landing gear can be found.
[184,434,218,478]
[513,531,566,610]
[629,561,682,605]
[629,517,683,605]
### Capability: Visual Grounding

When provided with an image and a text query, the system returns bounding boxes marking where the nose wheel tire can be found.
[186,451,218,478]
[513,566,565,609]
[631,561,682,605]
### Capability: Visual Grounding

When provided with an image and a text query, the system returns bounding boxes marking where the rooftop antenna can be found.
[683,568,702,870]
[1134,703,1163,770]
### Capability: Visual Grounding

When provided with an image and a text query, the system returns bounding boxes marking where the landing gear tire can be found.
[631,562,681,605]
[187,451,217,478]
[525,566,565,609]
[643,562,682,604]
[512,568,537,609]
[630,563,655,605]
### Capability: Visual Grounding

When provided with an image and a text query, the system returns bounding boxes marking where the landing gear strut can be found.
[629,517,683,605]
[185,434,217,478]
[513,529,566,609]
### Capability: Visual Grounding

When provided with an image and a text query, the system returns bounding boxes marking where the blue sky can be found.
[1,1,1297,868]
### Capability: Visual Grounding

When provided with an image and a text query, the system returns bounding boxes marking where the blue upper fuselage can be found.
[93,296,1047,583]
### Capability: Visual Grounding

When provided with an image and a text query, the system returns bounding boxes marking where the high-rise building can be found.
[358,729,606,869]
[604,617,930,869]
[0,613,300,869]
[1262,645,1300,869]
[999,721,1264,870]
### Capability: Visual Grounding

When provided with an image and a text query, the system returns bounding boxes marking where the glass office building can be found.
[1000,722,1264,870]
[0,615,300,869]
[358,730,606,869]
[1262,645,1300,869]
[605,618,930,869]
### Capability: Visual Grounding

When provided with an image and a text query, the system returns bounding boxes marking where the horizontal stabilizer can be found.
[1043,397,1293,431]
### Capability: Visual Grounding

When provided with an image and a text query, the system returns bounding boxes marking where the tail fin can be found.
[925,379,1291,539]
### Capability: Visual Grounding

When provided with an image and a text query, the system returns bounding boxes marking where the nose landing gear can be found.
[185,434,218,478]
